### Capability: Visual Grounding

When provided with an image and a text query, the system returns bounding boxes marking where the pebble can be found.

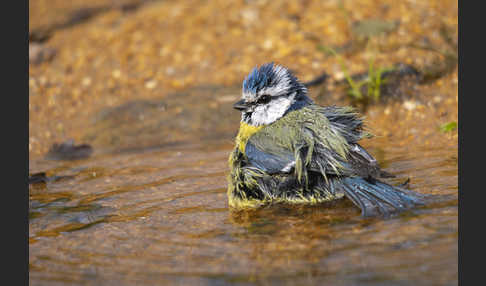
[334,71,345,81]
[262,39,273,50]
[82,77,92,86]
[112,70,121,78]
[145,80,157,89]
[29,43,56,65]
[403,100,417,111]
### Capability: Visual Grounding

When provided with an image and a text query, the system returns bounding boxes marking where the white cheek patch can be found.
[250,94,295,126]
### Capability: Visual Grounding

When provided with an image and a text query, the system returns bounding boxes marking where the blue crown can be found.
[242,63,277,94]
[242,62,306,96]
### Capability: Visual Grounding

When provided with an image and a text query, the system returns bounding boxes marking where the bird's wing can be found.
[317,105,365,143]
[245,105,390,180]
[245,137,296,174]
[319,105,394,178]
[244,108,352,178]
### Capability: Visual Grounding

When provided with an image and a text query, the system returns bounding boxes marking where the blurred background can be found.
[29,0,457,158]
[29,1,458,285]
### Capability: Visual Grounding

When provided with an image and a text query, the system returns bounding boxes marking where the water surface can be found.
[29,91,457,285]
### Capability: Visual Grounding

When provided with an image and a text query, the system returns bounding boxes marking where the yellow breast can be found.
[235,122,264,153]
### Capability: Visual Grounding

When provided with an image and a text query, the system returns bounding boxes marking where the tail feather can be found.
[355,187,391,216]
[342,177,426,217]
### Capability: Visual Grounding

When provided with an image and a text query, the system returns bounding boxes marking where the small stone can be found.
[112,70,121,78]
[241,9,258,24]
[145,80,157,89]
[262,39,273,50]
[29,43,56,65]
[403,100,417,111]
[82,77,92,86]
[334,71,345,81]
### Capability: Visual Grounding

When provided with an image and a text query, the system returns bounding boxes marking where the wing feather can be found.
[245,105,389,181]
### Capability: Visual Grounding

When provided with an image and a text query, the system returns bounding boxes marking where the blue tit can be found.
[227,62,425,216]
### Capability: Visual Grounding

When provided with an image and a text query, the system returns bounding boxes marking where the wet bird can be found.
[227,63,425,216]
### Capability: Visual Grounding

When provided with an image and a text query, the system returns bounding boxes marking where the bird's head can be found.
[234,62,312,126]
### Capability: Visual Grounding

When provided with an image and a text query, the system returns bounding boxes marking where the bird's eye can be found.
[257,94,271,104]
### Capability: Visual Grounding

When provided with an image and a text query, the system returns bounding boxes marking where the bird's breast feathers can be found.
[235,122,264,153]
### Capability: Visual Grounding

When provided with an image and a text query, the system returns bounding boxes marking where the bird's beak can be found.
[233,99,250,111]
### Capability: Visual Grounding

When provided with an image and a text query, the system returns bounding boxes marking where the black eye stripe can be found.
[256,94,271,104]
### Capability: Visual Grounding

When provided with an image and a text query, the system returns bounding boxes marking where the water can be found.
[29,86,457,286]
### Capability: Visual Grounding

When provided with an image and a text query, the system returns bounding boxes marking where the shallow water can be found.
[29,88,457,285]
[28,0,458,283]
